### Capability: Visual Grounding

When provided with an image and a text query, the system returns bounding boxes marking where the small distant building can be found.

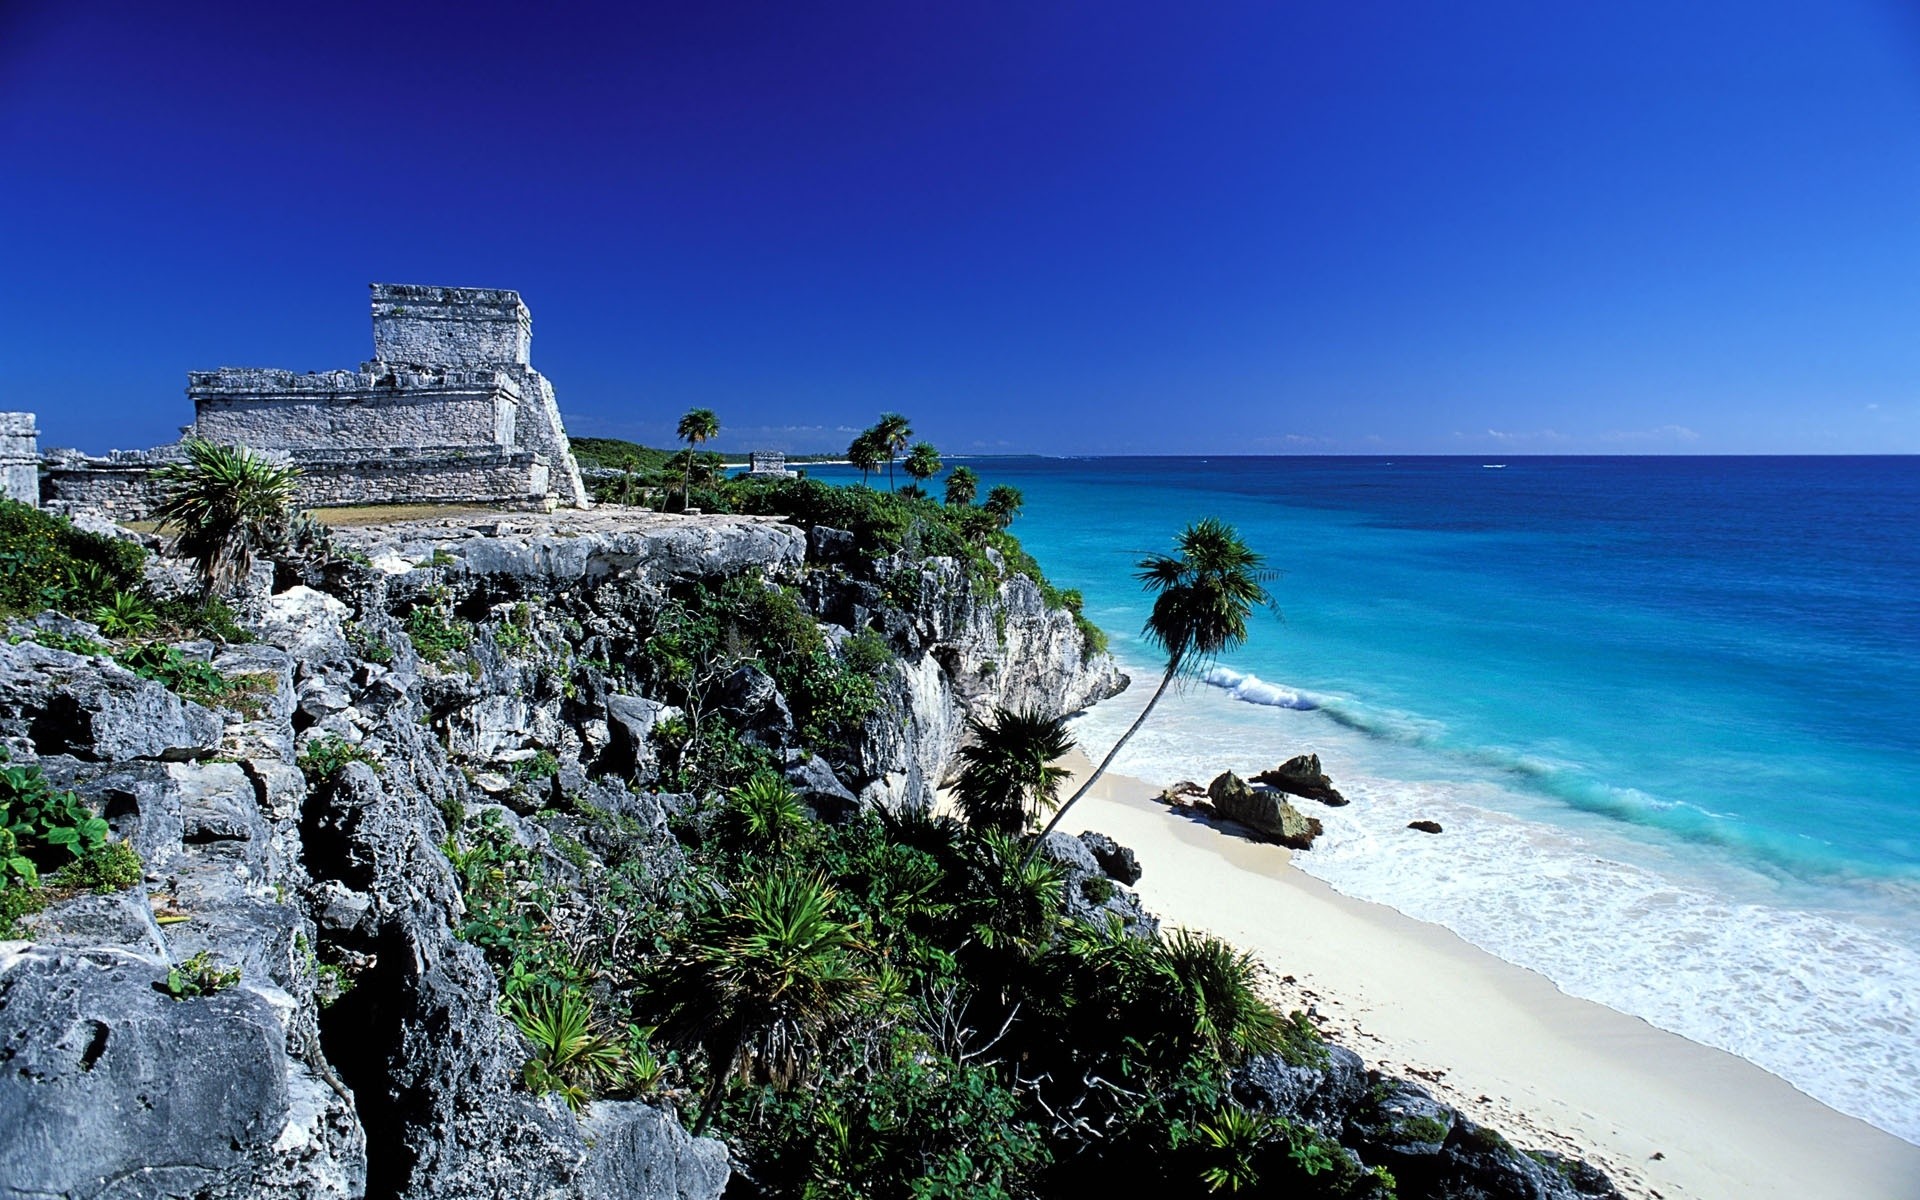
[743,451,797,479]
[44,283,591,517]
[0,413,38,507]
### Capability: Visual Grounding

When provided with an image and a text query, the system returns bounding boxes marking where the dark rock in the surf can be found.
[1078,830,1143,885]
[1409,820,1444,835]
[1252,752,1348,806]
[1207,770,1323,850]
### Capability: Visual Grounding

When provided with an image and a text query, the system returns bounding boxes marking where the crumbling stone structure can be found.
[0,413,38,506]
[42,284,590,516]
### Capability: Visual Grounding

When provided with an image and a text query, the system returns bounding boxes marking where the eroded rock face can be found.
[1206,770,1323,850]
[0,947,363,1200]
[1079,830,1143,885]
[0,640,221,762]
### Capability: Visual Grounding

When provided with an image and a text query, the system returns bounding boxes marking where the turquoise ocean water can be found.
[811,456,1920,1143]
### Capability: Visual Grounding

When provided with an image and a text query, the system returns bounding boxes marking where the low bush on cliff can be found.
[0,499,145,619]
[719,477,1112,656]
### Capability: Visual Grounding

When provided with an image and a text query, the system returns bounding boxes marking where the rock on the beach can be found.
[1206,770,1323,850]
[1158,780,1207,805]
[1408,820,1444,834]
[1078,830,1143,885]
[1252,752,1348,806]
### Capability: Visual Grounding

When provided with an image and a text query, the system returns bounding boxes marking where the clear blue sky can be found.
[4,1,1918,455]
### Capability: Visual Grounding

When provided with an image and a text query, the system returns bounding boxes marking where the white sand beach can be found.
[1054,752,1920,1200]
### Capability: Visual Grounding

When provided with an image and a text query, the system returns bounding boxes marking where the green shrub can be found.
[26,630,108,657]
[1,755,110,878]
[404,600,472,662]
[515,750,561,781]
[297,735,378,782]
[50,840,143,892]
[160,950,240,998]
[114,642,233,703]
[92,589,158,638]
[0,499,145,618]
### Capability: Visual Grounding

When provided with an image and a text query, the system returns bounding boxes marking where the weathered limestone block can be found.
[0,640,221,762]
[0,411,38,506]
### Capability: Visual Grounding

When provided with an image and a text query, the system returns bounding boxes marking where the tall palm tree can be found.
[944,465,979,506]
[873,412,912,491]
[676,408,721,511]
[952,706,1075,835]
[151,438,302,596]
[983,484,1024,530]
[848,428,885,485]
[654,871,866,1134]
[1024,518,1275,865]
[902,441,942,496]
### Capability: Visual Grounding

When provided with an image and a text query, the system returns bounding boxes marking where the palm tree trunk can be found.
[680,445,692,512]
[1021,662,1178,869]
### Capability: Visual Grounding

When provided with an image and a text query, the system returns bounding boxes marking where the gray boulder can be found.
[807,524,858,565]
[0,947,363,1199]
[1349,1078,1456,1158]
[604,694,682,783]
[1207,771,1323,849]
[578,1101,732,1199]
[1252,752,1348,806]
[1077,830,1142,885]
[716,664,794,749]
[1232,1044,1368,1139]
[784,753,861,822]
[0,640,221,762]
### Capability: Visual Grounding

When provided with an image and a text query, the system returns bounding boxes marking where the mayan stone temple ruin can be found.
[40,283,590,516]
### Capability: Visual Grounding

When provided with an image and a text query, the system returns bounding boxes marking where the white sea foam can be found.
[1203,666,1321,710]
[1068,676,1920,1145]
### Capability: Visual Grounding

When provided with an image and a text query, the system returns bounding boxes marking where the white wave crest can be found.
[1204,666,1320,710]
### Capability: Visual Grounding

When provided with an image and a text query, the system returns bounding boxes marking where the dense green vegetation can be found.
[446,780,1386,1199]
[0,498,145,620]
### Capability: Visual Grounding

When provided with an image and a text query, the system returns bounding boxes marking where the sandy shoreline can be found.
[1051,751,1920,1200]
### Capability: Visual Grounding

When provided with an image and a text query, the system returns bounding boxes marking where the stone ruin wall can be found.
[370,284,590,507]
[0,413,38,506]
[41,447,181,520]
[38,282,592,516]
[189,367,521,452]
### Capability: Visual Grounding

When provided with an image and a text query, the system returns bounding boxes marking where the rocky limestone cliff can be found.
[0,508,1123,1199]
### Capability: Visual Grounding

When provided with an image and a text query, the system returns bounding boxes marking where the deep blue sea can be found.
[810,456,1920,1140]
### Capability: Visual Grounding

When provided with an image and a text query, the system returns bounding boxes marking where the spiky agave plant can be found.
[151,438,301,596]
[1150,927,1284,1065]
[509,985,626,1111]
[90,590,157,638]
[655,871,867,1134]
[721,770,812,859]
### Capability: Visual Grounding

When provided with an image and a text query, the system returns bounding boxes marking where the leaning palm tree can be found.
[944,465,979,506]
[1024,518,1275,865]
[151,438,302,596]
[848,428,885,486]
[902,441,942,496]
[873,412,912,491]
[654,871,867,1134]
[952,706,1075,835]
[675,407,721,511]
[983,484,1024,530]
